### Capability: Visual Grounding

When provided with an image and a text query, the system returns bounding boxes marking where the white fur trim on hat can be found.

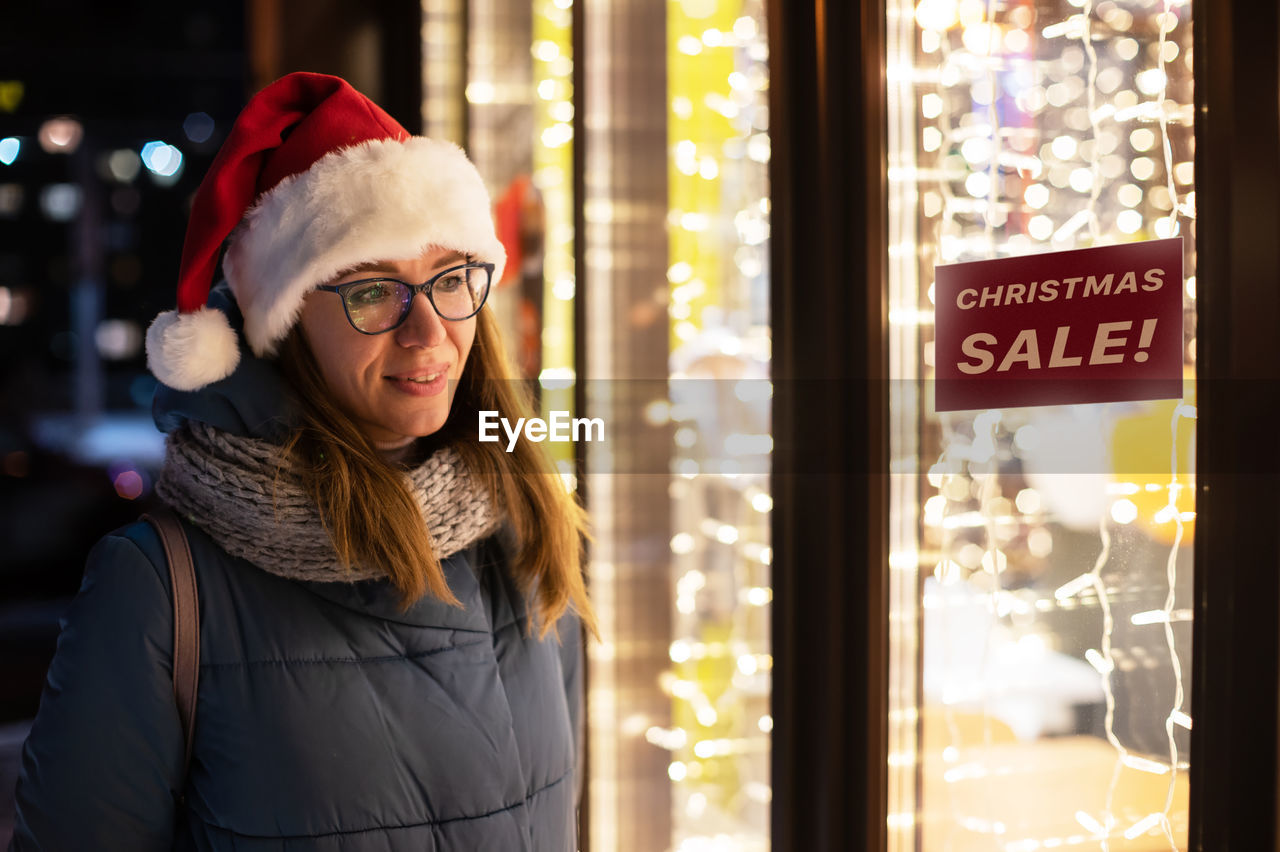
[222,136,507,358]
[146,305,241,391]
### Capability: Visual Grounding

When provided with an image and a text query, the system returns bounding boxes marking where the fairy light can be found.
[1122,754,1171,775]
[1079,0,1103,242]
[1124,812,1163,840]
[981,0,1001,249]
[1155,0,1181,234]
[1151,399,1194,847]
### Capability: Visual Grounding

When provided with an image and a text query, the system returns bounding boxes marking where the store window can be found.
[583,0,771,850]
[422,1,771,848]
[886,1,1196,850]
[427,0,577,448]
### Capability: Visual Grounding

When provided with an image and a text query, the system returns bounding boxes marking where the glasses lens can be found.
[344,279,411,333]
[432,265,490,320]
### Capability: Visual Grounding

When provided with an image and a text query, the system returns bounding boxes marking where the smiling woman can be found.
[10,72,596,852]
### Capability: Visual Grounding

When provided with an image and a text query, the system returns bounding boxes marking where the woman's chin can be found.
[388,410,451,441]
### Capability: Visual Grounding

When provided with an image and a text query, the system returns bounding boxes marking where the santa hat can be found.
[146,72,506,391]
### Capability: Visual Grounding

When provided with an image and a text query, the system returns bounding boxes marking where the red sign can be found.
[934,238,1184,412]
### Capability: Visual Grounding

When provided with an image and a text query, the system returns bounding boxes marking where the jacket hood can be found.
[152,282,298,442]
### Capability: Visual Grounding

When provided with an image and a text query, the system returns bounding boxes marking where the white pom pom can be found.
[145,306,241,391]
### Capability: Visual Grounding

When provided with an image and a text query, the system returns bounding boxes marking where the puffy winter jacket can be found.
[9,285,584,851]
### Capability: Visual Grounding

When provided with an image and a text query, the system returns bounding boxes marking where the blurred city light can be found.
[32,412,166,467]
[113,469,147,500]
[140,140,183,178]
[0,137,19,165]
[94,318,143,360]
[182,111,215,143]
[108,459,151,501]
[0,184,22,217]
[107,149,142,182]
[0,81,24,113]
[38,117,84,153]
[39,183,83,221]
[0,286,31,325]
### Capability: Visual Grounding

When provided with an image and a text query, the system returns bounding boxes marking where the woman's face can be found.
[298,247,477,446]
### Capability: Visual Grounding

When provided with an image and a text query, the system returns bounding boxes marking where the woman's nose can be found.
[393,292,447,348]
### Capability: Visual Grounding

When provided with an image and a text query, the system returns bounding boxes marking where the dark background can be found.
[0,0,249,725]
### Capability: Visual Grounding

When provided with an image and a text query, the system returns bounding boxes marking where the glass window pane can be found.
[583,1,772,849]
[450,0,578,450]
[886,1,1196,850]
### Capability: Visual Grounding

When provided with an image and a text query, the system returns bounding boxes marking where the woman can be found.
[9,72,595,851]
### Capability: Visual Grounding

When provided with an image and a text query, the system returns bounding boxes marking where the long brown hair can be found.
[276,307,597,640]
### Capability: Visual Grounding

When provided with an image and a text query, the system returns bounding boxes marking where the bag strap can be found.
[142,508,200,783]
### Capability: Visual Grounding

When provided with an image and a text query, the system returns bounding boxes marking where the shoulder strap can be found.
[142,508,200,782]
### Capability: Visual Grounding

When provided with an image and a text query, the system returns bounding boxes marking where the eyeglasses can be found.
[316,261,494,334]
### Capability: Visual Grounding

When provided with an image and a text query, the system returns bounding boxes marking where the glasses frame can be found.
[316,261,495,335]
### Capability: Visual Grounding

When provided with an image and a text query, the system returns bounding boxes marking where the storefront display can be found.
[886,1,1196,848]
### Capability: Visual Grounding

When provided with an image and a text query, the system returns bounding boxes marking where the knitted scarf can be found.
[155,420,501,583]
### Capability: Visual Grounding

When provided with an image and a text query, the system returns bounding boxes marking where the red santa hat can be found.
[146,72,506,391]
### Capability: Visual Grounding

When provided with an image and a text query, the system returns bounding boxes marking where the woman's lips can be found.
[385,367,449,397]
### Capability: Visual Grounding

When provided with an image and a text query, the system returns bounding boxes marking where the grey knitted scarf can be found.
[155,421,501,583]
